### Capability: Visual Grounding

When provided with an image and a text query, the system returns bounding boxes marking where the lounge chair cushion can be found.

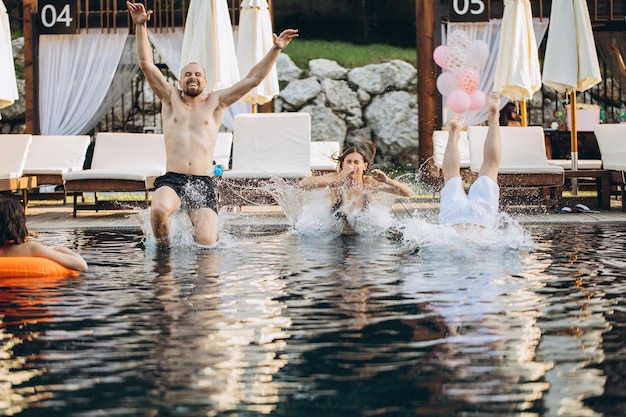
[594,124,626,171]
[0,134,32,179]
[432,130,470,169]
[222,113,311,179]
[468,126,564,174]
[24,135,91,176]
[63,169,164,181]
[548,159,602,170]
[63,133,166,181]
[310,141,340,171]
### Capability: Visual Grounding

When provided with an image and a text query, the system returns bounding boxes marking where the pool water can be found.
[1,223,625,416]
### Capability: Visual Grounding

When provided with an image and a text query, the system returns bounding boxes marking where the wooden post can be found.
[23,0,37,133]
[415,0,437,169]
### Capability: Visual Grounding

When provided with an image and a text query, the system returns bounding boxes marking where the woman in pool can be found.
[0,199,88,272]
[298,141,412,233]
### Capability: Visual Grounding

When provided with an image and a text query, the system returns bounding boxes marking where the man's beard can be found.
[183,87,202,97]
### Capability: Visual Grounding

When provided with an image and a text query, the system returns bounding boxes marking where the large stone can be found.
[309,58,347,80]
[276,53,302,82]
[12,37,24,66]
[278,77,322,109]
[320,78,362,120]
[364,91,419,166]
[346,127,372,145]
[389,59,417,90]
[347,62,397,95]
[0,79,25,121]
[300,104,347,144]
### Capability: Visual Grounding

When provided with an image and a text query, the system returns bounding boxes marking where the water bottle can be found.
[600,107,606,124]
[213,164,224,177]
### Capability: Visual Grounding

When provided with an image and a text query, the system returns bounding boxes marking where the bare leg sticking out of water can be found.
[438,93,502,230]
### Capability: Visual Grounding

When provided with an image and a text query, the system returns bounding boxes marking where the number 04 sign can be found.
[38,0,76,34]
[449,0,489,22]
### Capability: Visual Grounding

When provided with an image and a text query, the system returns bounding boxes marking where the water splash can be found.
[399,209,534,251]
[267,178,408,238]
[131,207,237,250]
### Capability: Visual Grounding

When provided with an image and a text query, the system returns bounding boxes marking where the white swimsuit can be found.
[438,176,500,228]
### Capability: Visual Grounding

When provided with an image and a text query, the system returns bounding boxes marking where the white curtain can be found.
[148,28,185,79]
[444,18,549,126]
[39,29,129,134]
[80,35,138,134]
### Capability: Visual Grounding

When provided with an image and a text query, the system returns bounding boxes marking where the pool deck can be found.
[24,196,626,232]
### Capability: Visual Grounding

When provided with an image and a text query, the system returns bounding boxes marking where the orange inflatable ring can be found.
[0,257,80,278]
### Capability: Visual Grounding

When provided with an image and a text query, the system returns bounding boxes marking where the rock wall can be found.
[276,54,419,167]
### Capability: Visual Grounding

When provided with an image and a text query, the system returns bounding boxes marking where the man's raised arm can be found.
[217,29,299,108]
[126,1,173,100]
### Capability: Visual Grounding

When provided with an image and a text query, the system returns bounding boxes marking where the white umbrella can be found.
[180,0,240,91]
[542,0,601,177]
[236,0,279,106]
[493,0,542,125]
[0,0,18,116]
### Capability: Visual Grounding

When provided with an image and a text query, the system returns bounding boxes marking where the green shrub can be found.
[283,40,416,70]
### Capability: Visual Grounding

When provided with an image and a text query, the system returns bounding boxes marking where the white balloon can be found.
[465,40,490,68]
[437,72,458,96]
[444,46,466,74]
[448,29,470,49]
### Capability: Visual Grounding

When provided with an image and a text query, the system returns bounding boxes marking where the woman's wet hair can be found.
[0,199,28,248]
[499,102,521,126]
[333,141,377,170]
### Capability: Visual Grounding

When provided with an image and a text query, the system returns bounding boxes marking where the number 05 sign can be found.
[38,0,76,34]
[449,0,489,22]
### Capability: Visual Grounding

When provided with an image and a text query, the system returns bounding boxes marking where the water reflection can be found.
[148,241,291,415]
[0,275,66,415]
[531,226,612,417]
[0,225,624,416]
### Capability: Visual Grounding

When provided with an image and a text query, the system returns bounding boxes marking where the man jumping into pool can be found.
[127,1,298,246]
[439,93,502,229]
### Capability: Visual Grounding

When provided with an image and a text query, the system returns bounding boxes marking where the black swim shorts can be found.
[154,172,219,213]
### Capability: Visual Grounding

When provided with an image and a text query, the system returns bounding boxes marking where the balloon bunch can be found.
[434,30,490,114]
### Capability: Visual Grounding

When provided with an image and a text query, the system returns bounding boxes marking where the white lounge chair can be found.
[63,132,166,217]
[213,131,233,171]
[594,124,626,211]
[0,134,37,209]
[432,130,470,169]
[223,113,311,179]
[467,126,564,207]
[310,140,340,172]
[220,113,311,206]
[547,159,602,170]
[23,135,91,204]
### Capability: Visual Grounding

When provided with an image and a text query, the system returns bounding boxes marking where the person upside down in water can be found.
[438,92,502,230]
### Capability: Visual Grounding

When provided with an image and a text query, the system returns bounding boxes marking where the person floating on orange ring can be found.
[0,199,88,272]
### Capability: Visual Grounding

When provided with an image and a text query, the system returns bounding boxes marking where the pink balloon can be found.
[446,89,471,114]
[436,72,458,96]
[457,67,480,93]
[433,45,448,69]
[468,90,486,110]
